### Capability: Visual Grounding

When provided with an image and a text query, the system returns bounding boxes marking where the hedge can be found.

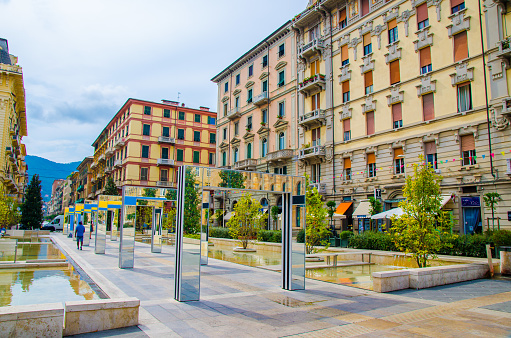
[257,230,282,243]
[208,227,232,239]
[348,232,397,251]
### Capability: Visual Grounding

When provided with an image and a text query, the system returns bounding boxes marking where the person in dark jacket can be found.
[75,221,85,250]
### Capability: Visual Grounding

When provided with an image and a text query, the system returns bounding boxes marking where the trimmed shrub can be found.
[339,231,354,240]
[348,232,397,251]
[297,229,305,243]
[208,227,232,239]
[257,230,282,243]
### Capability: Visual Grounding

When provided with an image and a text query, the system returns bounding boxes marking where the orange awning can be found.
[335,202,353,215]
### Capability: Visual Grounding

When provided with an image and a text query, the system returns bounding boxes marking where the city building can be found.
[0,38,28,203]
[90,98,216,196]
[75,156,93,203]
[48,179,65,215]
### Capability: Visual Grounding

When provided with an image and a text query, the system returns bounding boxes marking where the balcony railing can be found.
[298,145,325,160]
[98,154,106,162]
[266,149,294,164]
[5,147,12,155]
[156,181,175,187]
[90,162,97,169]
[105,166,112,173]
[298,109,326,128]
[157,158,175,166]
[253,92,269,107]
[498,37,511,60]
[227,107,241,120]
[299,38,324,58]
[158,136,176,144]
[310,182,327,195]
[0,63,22,74]
[234,159,257,171]
[11,135,19,147]
[114,138,125,149]
[114,159,123,168]
[298,74,326,95]
[105,147,114,156]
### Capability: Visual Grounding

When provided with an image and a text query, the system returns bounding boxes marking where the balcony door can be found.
[161,147,169,160]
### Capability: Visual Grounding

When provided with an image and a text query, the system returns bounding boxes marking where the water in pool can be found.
[0,243,64,262]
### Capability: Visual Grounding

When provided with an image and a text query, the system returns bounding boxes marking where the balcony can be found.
[91,176,96,183]
[497,37,511,61]
[227,107,241,120]
[88,193,94,199]
[105,147,114,156]
[252,92,269,107]
[5,147,12,155]
[90,162,97,169]
[8,153,16,163]
[156,181,175,188]
[11,135,19,147]
[114,159,123,168]
[98,154,106,162]
[298,109,326,129]
[4,174,15,187]
[266,149,294,164]
[299,38,324,59]
[234,159,257,171]
[298,74,326,96]
[298,145,325,161]
[158,136,176,144]
[104,166,112,173]
[77,185,84,192]
[114,138,125,149]
[96,172,102,180]
[157,158,175,166]
[309,182,327,195]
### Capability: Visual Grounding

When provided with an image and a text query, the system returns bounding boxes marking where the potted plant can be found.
[277,115,283,119]
[260,122,266,127]
[339,231,353,248]
[246,127,251,132]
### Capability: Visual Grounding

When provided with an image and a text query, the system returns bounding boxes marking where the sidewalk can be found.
[52,234,511,337]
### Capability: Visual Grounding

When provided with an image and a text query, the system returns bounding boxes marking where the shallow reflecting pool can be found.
[0,266,100,306]
[208,243,281,268]
[0,243,64,262]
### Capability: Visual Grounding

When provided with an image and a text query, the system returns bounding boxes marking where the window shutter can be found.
[422,93,435,121]
[344,158,351,169]
[341,45,349,62]
[420,47,431,67]
[366,111,375,135]
[461,134,475,151]
[394,148,404,159]
[342,81,350,93]
[339,8,346,22]
[361,0,369,15]
[363,33,371,46]
[454,31,468,62]
[343,118,350,131]
[367,153,376,164]
[364,71,373,87]
[416,3,428,23]
[390,60,400,85]
[388,19,397,30]
[425,141,437,155]
[392,103,402,122]
[311,61,316,76]
[451,0,464,8]
[311,95,316,109]
[312,129,317,141]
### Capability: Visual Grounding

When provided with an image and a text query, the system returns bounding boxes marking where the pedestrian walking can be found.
[75,221,85,250]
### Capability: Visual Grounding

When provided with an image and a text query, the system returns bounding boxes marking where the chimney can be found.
[181,103,185,107]
[199,106,210,111]
[161,100,179,106]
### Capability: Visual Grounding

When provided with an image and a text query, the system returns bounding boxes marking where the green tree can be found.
[390,157,453,268]
[165,189,177,201]
[227,192,267,249]
[0,188,20,228]
[214,209,224,227]
[219,170,246,189]
[326,200,336,231]
[483,192,502,231]
[271,205,279,229]
[184,167,201,234]
[305,174,330,254]
[103,177,119,196]
[20,174,43,230]
[369,196,382,231]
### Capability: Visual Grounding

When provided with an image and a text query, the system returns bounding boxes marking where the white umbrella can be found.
[371,208,404,219]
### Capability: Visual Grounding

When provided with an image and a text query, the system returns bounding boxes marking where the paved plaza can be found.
[51,235,511,337]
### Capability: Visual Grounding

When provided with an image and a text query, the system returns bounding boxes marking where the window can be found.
[236,74,240,85]
[162,126,169,137]
[262,80,268,93]
[461,134,476,165]
[262,55,268,68]
[388,19,398,44]
[394,148,405,174]
[367,153,376,177]
[425,142,438,169]
[278,70,285,87]
[142,145,149,158]
[311,163,321,183]
[279,43,285,57]
[163,109,170,118]
[309,25,319,41]
[234,96,239,108]
[454,31,468,62]
[311,128,321,146]
[417,3,429,29]
[339,8,347,28]
[209,153,215,165]
[457,83,472,112]
[223,127,227,140]
[178,111,185,120]
[177,129,185,140]
[208,116,216,125]
[223,103,227,117]
[224,82,229,93]
[233,148,239,163]
[161,147,169,160]
[262,109,268,124]
[279,132,285,150]
[247,89,253,103]
[422,93,435,121]
[344,158,352,180]
[143,124,150,136]
[363,33,372,56]
[209,133,216,144]
[390,103,403,129]
[234,122,239,136]
[311,93,320,110]
[341,44,349,66]
[262,138,268,157]
[177,149,184,162]
[420,47,432,74]
[140,167,148,181]
[342,81,350,102]
[364,71,373,94]
[144,106,151,115]
[278,102,285,116]
[247,116,252,130]
[194,114,201,123]
[246,143,252,159]
[222,151,226,166]
[366,111,375,135]
[160,169,168,182]
[343,118,351,141]
[310,59,319,76]
[390,60,400,85]
[451,0,465,14]
[194,131,201,142]
[193,151,200,163]
[248,64,253,77]
[361,0,369,16]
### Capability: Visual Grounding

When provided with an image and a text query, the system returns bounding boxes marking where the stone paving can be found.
[52,235,511,337]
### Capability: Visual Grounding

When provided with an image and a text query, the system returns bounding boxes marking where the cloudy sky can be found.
[1,0,306,163]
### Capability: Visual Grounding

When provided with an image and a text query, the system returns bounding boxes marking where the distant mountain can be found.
[25,155,81,202]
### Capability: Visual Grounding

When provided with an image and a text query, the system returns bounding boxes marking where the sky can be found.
[1,0,306,163]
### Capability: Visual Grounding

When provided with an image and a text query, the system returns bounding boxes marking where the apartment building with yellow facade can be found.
[0,38,28,203]
[90,99,216,196]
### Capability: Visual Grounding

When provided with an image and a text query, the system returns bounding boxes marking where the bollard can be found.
[500,246,511,275]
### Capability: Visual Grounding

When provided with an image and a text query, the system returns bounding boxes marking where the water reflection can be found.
[208,243,281,268]
[0,243,64,262]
